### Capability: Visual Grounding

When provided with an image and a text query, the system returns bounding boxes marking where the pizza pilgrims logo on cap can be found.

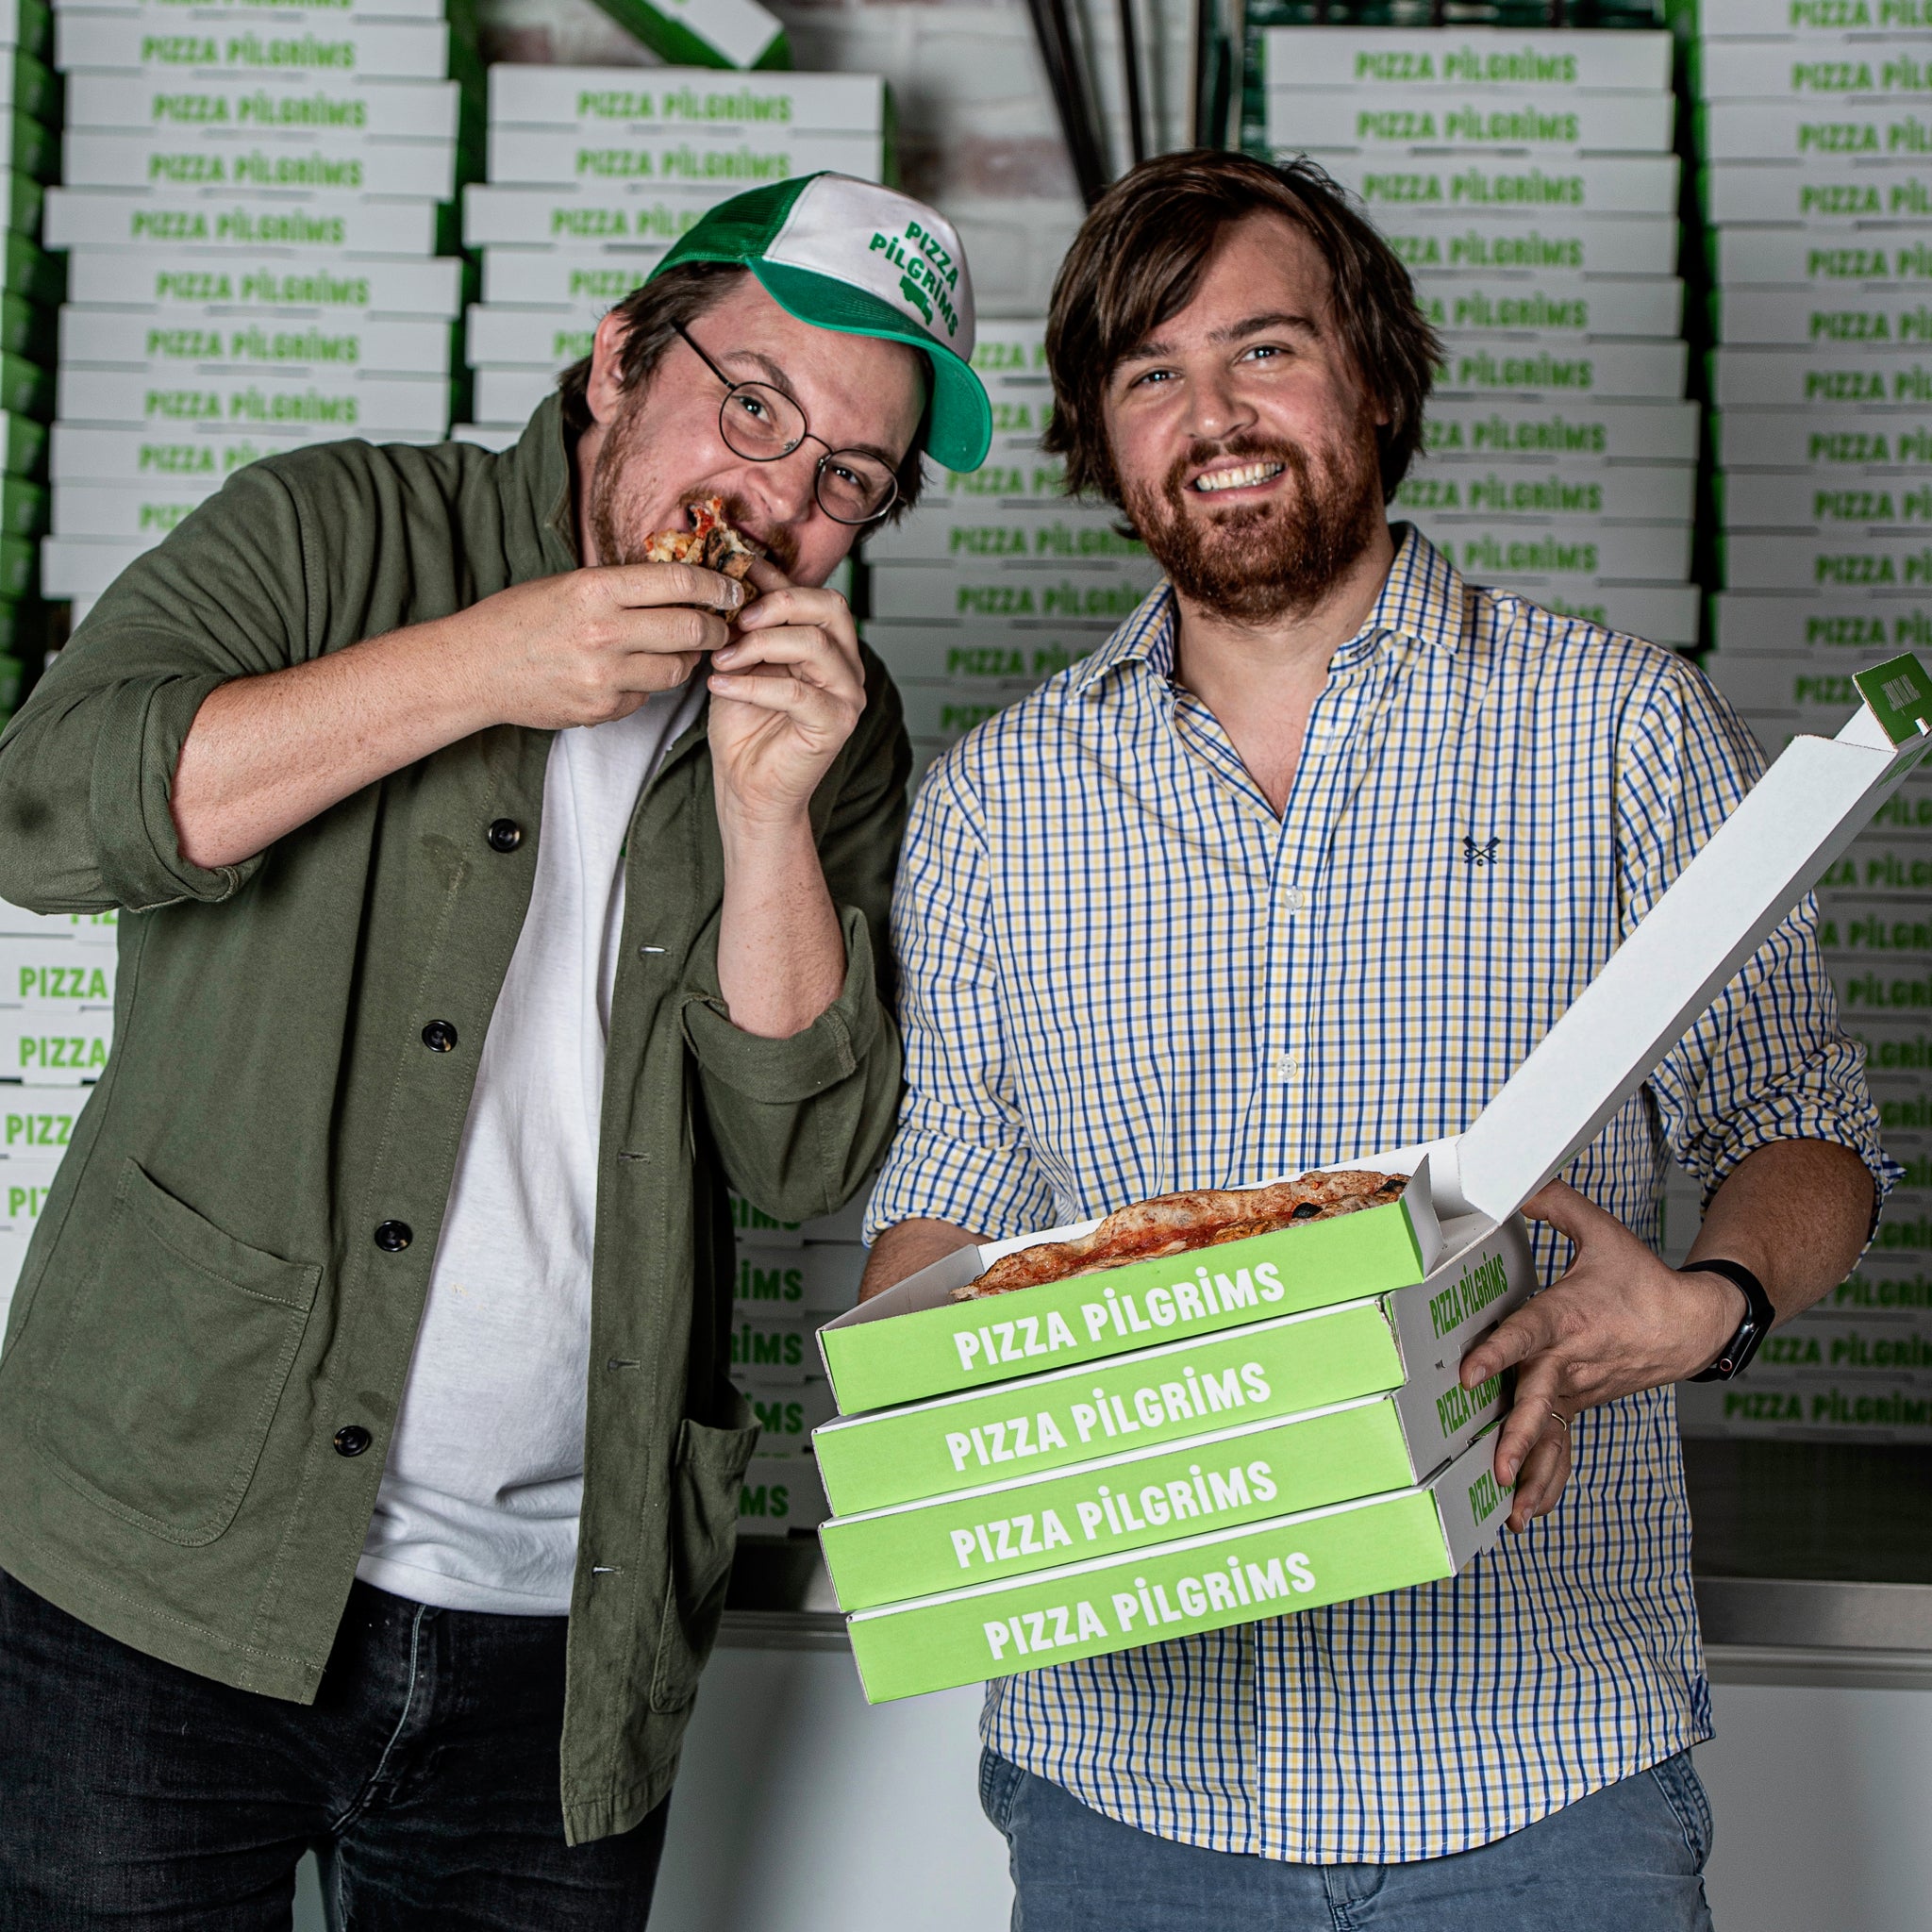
[867,218,962,340]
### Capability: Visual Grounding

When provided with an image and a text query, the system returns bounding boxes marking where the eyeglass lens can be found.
[717,384,897,525]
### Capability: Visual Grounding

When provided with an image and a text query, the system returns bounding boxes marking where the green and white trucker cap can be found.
[652,173,991,472]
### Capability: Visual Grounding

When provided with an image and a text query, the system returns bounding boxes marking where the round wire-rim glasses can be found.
[674,322,901,526]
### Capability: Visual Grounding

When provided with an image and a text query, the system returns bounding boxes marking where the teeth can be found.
[1193,461,1283,492]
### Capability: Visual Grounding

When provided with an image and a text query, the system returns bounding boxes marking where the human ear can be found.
[584,309,634,428]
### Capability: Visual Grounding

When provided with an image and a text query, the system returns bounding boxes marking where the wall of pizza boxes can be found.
[1678,0,1932,1445]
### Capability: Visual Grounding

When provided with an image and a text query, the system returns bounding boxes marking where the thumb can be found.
[741,555,795,596]
[1520,1176,1620,1248]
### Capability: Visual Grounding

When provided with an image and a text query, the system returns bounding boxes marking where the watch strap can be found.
[1681,1258,1775,1382]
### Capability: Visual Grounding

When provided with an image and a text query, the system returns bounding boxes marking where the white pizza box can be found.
[1676,1374,1932,1441]
[471,364,552,426]
[1690,34,1932,98]
[916,451,1070,508]
[867,559,1161,628]
[0,935,114,1007]
[1682,0,1932,41]
[0,903,118,947]
[1262,25,1673,92]
[1702,96,1932,161]
[464,304,592,369]
[1721,467,1931,526]
[55,13,458,79]
[486,65,883,135]
[1717,404,1931,471]
[55,0,450,17]
[61,130,457,203]
[462,181,730,251]
[54,475,221,536]
[742,1377,840,1457]
[0,1006,113,1084]
[63,74,460,141]
[43,189,441,257]
[41,531,158,592]
[958,321,1047,383]
[0,1094,86,1164]
[865,503,1146,570]
[449,419,515,451]
[1372,210,1679,277]
[732,1308,819,1382]
[1711,587,1932,653]
[825,653,1932,1413]
[67,250,462,317]
[861,624,1105,691]
[1268,89,1675,155]
[1714,343,1932,407]
[1701,158,1932,224]
[896,686,1019,743]
[1705,647,1902,724]
[484,126,882,191]
[1717,284,1932,344]
[736,1452,827,1540]
[1424,394,1701,463]
[60,307,454,376]
[479,247,659,308]
[736,1240,866,1312]
[1412,273,1683,340]
[731,1184,872,1248]
[1323,154,1680,218]
[1724,527,1932,587]
[1478,578,1701,644]
[1715,225,1932,284]
[1436,337,1688,400]
[1397,457,1696,524]
[50,420,442,483]
[50,361,449,433]
[1422,519,1692,584]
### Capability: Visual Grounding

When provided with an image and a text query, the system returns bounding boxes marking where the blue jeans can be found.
[980,1747,1717,1931]
[0,1570,670,1931]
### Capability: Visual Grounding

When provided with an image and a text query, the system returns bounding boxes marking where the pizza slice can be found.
[953,1169,1409,1300]
[642,495,762,581]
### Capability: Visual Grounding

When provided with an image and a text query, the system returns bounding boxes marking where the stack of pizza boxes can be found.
[861,319,1148,790]
[0,900,113,1330]
[1258,24,1701,646]
[1678,0,1932,1445]
[455,64,890,450]
[38,0,479,625]
[810,653,1932,1700]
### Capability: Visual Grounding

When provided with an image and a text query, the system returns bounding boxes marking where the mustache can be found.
[1163,434,1305,505]
[677,491,799,575]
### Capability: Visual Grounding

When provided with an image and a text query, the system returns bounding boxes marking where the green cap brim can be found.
[752,261,992,474]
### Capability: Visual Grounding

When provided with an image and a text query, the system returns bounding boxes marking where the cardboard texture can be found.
[1264,26,1672,92]
[61,130,458,201]
[65,74,462,142]
[1424,395,1701,464]
[1371,211,1679,278]
[487,65,881,132]
[1269,89,1674,154]
[67,251,465,316]
[1412,274,1684,340]
[1324,154,1680,217]
[44,190,442,256]
[58,309,455,376]
[844,1424,1512,1703]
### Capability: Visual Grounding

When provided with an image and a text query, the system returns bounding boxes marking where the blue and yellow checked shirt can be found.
[867,528,1890,1863]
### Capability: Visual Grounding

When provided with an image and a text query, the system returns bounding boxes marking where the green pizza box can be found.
[0,471,41,535]
[0,229,54,306]
[0,351,44,420]
[1261,25,1673,92]
[816,1216,1532,1509]
[0,166,38,239]
[824,657,1932,1421]
[0,406,43,475]
[819,1222,1533,1605]
[0,0,46,59]
[66,251,461,318]
[52,366,451,437]
[1719,470,1914,532]
[843,1424,1513,1703]
[582,0,789,73]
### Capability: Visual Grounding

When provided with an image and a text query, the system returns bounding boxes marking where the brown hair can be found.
[558,260,927,518]
[1042,151,1442,506]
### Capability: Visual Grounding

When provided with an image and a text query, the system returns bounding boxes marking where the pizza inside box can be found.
[815,654,1932,1704]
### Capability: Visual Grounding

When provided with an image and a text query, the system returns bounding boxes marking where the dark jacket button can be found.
[333,1425,372,1457]
[487,819,523,853]
[374,1221,413,1252]
[421,1021,458,1053]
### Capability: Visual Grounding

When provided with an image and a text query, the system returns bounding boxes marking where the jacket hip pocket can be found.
[31,1158,321,1547]
[649,1392,761,1713]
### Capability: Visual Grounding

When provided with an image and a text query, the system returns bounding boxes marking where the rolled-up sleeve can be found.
[865,751,1058,1244]
[1628,656,1898,1218]
[0,464,308,914]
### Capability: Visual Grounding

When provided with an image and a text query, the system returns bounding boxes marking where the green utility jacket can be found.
[0,396,909,1844]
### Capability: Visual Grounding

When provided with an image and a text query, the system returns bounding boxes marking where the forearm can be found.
[861,1218,984,1302]
[172,615,493,870]
[1688,1137,1875,1324]
[715,806,847,1039]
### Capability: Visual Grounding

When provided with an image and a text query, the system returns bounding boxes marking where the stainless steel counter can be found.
[720,1439,1932,1686]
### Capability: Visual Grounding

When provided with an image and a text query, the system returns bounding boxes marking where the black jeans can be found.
[0,1570,671,1931]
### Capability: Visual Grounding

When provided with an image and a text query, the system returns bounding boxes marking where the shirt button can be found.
[1273,1052,1300,1079]
[1283,887,1308,914]
[421,1020,458,1053]
[333,1425,373,1457]
[486,818,524,853]
[374,1220,413,1253]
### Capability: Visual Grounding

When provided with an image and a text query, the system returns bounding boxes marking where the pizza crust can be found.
[642,495,762,580]
[953,1170,1410,1300]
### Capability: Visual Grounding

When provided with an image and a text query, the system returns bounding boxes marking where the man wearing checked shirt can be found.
[862,151,1890,1928]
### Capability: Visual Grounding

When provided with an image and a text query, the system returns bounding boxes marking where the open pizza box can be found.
[818,652,1932,1420]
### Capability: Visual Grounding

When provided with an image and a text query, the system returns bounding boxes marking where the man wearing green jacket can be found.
[0,174,990,1927]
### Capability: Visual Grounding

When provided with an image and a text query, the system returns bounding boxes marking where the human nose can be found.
[1183,362,1256,446]
[742,440,821,525]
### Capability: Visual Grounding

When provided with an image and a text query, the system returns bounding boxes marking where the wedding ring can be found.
[1548,1410,1570,1435]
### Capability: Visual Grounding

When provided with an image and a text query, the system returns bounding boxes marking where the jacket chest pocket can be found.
[31,1158,321,1547]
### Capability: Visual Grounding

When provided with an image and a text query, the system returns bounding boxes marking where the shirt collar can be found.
[1066,522,1470,701]
[497,390,583,580]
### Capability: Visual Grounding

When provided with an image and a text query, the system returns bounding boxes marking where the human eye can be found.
[731,389,773,423]
[1240,342,1287,367]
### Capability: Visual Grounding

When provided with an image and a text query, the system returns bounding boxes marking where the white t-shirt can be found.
[358,677,706,1615]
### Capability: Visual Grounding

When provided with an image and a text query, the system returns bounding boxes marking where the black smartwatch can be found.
[1682,1258,1775,1382]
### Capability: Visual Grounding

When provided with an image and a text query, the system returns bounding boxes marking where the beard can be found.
[586,392,798,574]
[1121,420,1384,626]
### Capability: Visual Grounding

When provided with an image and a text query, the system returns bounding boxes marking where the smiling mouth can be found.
[1191,460,1286,493]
